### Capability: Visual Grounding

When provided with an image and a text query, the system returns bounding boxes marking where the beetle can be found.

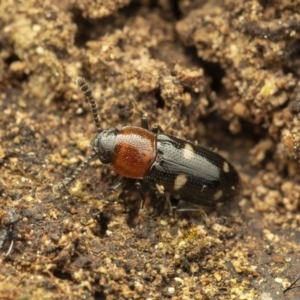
[53,77,240,210]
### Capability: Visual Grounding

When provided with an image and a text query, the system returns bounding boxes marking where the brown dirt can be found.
[1,0,300,299]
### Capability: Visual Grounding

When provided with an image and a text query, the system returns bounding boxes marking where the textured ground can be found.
[1,0,300,299]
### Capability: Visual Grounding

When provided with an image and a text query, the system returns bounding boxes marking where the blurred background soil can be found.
[1,0,300,299]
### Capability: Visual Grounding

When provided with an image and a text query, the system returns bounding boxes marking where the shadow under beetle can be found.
[53,77,240,210]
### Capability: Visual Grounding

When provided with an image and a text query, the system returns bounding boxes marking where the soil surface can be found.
[1,0,300,299]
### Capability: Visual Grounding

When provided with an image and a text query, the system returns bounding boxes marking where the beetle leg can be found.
[151,124,164,134]
[169,196,209,224]
[113,178,138,193]
[176,207,209,225]
[130,97,149,130]
[163,195,177,218]
[140,114,149,130]
[135,181,147,211]
[154,100,181,134]
[169,196,179,210]
[112,178,127,190]
[116,177,140,188]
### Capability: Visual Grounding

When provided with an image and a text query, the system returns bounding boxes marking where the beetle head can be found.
[92,127,118,164]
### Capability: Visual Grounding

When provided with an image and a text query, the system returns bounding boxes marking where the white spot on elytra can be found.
[182,143,195,160]
[214,190,223,201]
[223,162,230,173]
[174,174,188,191]
[156,184,165,194]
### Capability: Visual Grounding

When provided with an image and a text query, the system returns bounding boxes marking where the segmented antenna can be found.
[53,151,97,194]
[76,77,102,133]
[53,77,102,194]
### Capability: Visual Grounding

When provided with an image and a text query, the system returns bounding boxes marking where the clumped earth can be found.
[1,0,300,299]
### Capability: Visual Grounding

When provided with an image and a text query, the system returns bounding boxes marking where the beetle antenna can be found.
[52,151,97,194]
[76,77,102,133]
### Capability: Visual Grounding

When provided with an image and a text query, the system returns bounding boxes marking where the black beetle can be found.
[53,77,240,210]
